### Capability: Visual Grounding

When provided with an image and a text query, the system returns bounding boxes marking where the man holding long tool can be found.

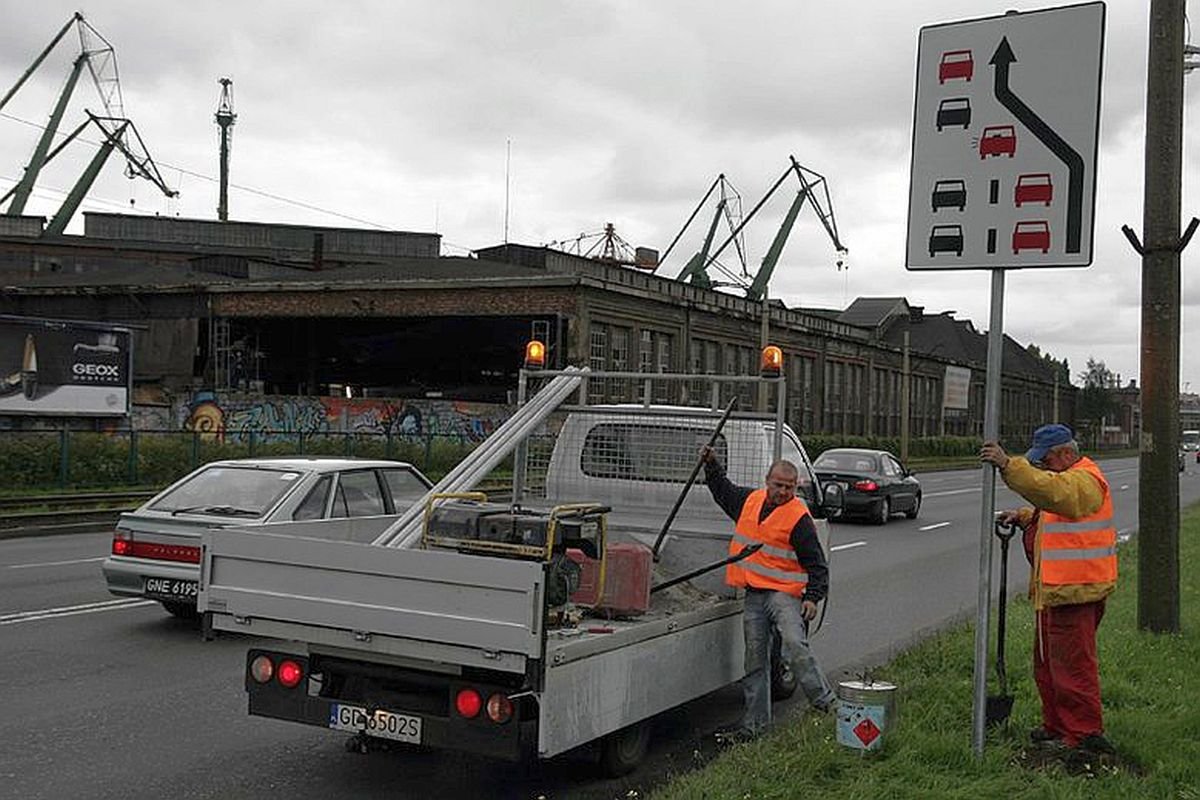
[701,446,837,741]
[980,423,1117,757]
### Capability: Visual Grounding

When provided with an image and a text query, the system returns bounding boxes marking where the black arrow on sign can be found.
[990,36,1085,254]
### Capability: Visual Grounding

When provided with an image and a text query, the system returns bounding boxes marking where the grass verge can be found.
[651,505,1200,799]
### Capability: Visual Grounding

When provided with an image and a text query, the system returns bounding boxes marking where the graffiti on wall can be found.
[175,393,508,443]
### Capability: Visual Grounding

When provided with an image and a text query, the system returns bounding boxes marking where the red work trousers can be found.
[1034,599,1106,746]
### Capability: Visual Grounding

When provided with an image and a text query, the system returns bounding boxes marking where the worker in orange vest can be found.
[981,423,1117,757]
[701,446,837,742]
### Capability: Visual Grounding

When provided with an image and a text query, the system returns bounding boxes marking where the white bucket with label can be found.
[835,679,897,753]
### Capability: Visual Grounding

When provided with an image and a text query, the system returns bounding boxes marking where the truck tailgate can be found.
[200,529,544,673]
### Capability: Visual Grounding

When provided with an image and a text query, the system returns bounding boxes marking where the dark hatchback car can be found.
[813,448,921,525]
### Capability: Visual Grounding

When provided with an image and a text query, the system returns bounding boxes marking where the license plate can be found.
[144,577,198,600]
[329,703,422,744]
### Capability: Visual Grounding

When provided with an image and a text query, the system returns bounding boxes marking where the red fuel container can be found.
[568,542,652,616]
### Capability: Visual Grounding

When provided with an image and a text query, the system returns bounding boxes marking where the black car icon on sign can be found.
[931,179,966,212]
[929,224,964,257]
[936,98,971,131]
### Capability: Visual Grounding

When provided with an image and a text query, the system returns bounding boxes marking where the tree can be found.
[1076,357,1118,448]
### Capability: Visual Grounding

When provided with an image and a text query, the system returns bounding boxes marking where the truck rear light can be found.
[277,659,304,689]
[249,655,274,684]
[853,480,879,492]
[455,688,482,718]
[486,694,513,724]
[111,531,132,556]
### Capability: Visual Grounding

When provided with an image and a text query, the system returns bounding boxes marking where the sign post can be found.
[906,2,1105,756]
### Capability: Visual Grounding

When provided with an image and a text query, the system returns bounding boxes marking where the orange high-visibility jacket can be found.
[725,489,810,597]
[1034,457,1116,607]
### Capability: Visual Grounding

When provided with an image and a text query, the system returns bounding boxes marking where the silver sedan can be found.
[101,456,432,618]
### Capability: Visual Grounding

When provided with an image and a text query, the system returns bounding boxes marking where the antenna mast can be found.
[215,77,236,221]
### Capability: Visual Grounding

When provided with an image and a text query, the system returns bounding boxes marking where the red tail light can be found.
[277,659,304,688]
[455,688,482,718]
[486,693,514,724]
[853,480,879,492]
[116,537,201,564]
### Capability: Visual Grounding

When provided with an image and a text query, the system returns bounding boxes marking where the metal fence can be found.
[0,428,483,491]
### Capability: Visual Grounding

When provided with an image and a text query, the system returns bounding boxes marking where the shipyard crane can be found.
[663,174,747,291]
[0,13,177,233]
[671,158,847,302]
[215,77,236,221]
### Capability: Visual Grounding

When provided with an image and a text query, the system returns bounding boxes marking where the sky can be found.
[0,1,1196,391]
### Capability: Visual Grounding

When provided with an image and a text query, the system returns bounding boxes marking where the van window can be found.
[581,423,728,482]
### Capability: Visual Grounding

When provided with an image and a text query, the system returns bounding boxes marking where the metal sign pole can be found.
[971,268,1005,755]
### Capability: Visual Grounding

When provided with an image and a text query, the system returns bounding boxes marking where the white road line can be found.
[924,487,981,498]
[7,557,105,570]
[831,541,866,552]
[918,522,951,531]
[0,598,152,625]
[1119,484,1130,491]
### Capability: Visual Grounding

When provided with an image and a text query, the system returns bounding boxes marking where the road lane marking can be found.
[918,522,951,531]
[924,488,980,498]
[1119,484,1130,491]
[7,557,105,570]
[0,598,154,625]
[831,541,866,552]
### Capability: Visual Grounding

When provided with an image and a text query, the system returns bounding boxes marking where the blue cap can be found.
[1025,423,1074,463]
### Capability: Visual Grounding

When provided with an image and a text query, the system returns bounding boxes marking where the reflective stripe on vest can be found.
[726,489,810,597]
[1037,457,1117,587]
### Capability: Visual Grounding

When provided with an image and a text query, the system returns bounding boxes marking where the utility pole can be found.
[900,331,910,462]
[1134,0,1185,632]
[215,78,236,222]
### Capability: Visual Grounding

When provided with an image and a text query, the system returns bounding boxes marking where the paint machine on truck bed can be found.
[198,346,842,775]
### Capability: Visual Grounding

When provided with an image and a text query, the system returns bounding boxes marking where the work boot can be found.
[714,726,758,746]
[1029,726,1062,744]
[1076,734,1116,756]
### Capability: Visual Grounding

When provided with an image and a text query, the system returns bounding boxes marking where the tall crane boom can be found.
[215,77,236,221]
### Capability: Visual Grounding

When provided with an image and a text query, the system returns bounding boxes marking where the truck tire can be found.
[599,720,650,777]
[770,634,797,701]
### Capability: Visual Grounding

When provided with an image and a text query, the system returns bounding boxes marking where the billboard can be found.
[942,365,972,410]
[0,315,133,417]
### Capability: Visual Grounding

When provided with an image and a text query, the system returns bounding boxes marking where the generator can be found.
[422,493,609,615]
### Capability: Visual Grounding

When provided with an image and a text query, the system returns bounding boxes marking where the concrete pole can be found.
[1137,0,1183,633]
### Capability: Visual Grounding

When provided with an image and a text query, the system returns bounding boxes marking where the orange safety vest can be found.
[725,489,810,597]
[1035,457,1117,607]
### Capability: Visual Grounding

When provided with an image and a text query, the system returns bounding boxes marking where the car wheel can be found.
[599,720,651,777]
[904,493,921,519]
[872,497,890,525]
[161,601,199,620]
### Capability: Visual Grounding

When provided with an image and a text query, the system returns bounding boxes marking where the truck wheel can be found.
[599,720,650,777]
[161,601,199,621]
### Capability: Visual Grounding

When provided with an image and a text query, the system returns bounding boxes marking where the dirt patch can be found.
[1016,742,1145,779]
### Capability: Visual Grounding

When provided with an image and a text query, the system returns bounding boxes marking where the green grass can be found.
[651,506,1200,800]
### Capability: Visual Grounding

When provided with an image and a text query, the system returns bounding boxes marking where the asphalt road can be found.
[2,456,1197,800]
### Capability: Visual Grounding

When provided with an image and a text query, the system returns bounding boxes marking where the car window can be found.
[854,458,877,472]
[880,457,899,477]
[331,470,387,518]
[293,475,332,521]
[580,423,728,482]
[149,466,302,517]
[382,467,430,504]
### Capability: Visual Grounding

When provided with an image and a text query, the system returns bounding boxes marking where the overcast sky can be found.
[1,1,1197,391]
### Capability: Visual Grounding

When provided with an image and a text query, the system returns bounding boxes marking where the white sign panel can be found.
[906,2,1104,270]
[942,365,972,410]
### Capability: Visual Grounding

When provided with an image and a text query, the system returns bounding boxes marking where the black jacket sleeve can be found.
[703,458,753,522]
[790,515,828,604]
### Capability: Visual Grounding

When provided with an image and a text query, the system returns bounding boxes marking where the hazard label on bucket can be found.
[854,718,881,747]
[836,701,889,752]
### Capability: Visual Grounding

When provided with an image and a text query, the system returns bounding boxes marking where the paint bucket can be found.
[835,679,897,753]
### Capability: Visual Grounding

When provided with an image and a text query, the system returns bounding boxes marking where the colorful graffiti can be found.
[171,392,508,443]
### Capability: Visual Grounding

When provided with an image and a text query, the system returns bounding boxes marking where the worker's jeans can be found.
[740,588,836,734]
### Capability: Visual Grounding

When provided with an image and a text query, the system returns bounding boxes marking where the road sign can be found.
[906,2,1105,270]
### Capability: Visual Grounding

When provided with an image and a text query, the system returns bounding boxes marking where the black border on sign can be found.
[904,1,1106,272]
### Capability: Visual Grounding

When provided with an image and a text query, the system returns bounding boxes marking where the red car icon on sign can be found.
[1012,221,1051,254]
[938,50,974,83]
[980,125,1017,158]
[1014,173,1053,207]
